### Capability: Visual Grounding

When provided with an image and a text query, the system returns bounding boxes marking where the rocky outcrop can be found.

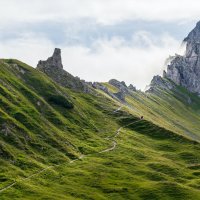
[109,79,129,94]
[92,82,109,93]
[113,91,125,102]
[164,21,200,95]
[37,48,63,70]
[146,75,174,93]
[147,21,200,95]
[88,80,128,102]
[128,84,137,92]
[37,48,91,93]
[108,79,137,101]
[109,79,136,92]
[184,21,200,58]
[91,82,119,100]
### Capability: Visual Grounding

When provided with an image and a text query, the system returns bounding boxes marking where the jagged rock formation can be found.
[90,80,136,102]
[147,75,174,93]
[109,79,129,94]
[128,84,137,92]
[108,79,137,101]
[91,82,122,101]
[164,21,200,95]
[92,82,109,93]
[37,48,63,70]
[37,48,91,93]
[109,79,136,93]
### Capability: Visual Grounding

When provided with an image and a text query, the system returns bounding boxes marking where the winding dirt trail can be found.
[0,106,140,194]
[113,106,123,113]
[0,166,54,193]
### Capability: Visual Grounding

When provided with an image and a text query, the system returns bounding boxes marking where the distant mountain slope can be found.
[97,77,200,142]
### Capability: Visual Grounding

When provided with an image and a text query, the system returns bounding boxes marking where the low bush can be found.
[47,94,73,109]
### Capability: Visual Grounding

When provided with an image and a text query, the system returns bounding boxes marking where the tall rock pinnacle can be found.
[164,21,200,95]
[37,48,63,70]
[184,21,200,57]
[36,48,91,93]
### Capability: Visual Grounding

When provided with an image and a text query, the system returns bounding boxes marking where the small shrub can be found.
[47,94,73,109]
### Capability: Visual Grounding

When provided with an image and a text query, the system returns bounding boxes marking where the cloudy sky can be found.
[0,0,200,89]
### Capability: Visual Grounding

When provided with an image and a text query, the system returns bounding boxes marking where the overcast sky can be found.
[0,0,200,89]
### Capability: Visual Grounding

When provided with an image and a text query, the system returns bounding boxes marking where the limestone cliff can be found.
[165,21,200,95]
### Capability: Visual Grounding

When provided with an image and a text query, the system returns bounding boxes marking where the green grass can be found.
[1,115,200,199]
[0,59,200,199]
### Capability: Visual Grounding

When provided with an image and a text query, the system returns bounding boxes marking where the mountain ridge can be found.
[1,22,200,200]
[150,21,200,96]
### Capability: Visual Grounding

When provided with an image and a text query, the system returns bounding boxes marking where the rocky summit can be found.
[37,48,90,92]
[37,48,63,70]
[164,21,200,95]
[147,75,174,93]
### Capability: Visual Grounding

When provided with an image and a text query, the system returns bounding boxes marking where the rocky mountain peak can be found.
[37,48,63,70]
[52,48,63,68]
[149,21,200,95]
[36,48,91,93]
[183,21,200,57]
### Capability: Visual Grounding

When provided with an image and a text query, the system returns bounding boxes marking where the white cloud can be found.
[62,33,181,90]
[0,0,200,26]
[0,33,54,65]
[0,32,181,90]
[0,0,194,90]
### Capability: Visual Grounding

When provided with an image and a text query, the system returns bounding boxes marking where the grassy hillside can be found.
[1,110,200,199]
[0,59,200,199]
[0,59,120,194]
[103,81,200,142]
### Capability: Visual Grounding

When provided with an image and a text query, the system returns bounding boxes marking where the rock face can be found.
[37,48,90,93]
[147,75,174,93]
[109,79,128,93]
[165,21,200,95]
[92,82,118,99]
[92,82,109,93]
[113,91,125,102]
[109,79,136,94]
[108,79,136,101]
[37,48,63,70]
[90,79,136,102]
[128,84,137,92]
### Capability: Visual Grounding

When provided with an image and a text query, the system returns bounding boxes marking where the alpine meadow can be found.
[1,1,200,200]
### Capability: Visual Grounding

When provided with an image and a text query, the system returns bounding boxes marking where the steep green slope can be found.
[0,59,120,193]
[103,81,200,142]
[0,59,200,199]
[1,110,200,200]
